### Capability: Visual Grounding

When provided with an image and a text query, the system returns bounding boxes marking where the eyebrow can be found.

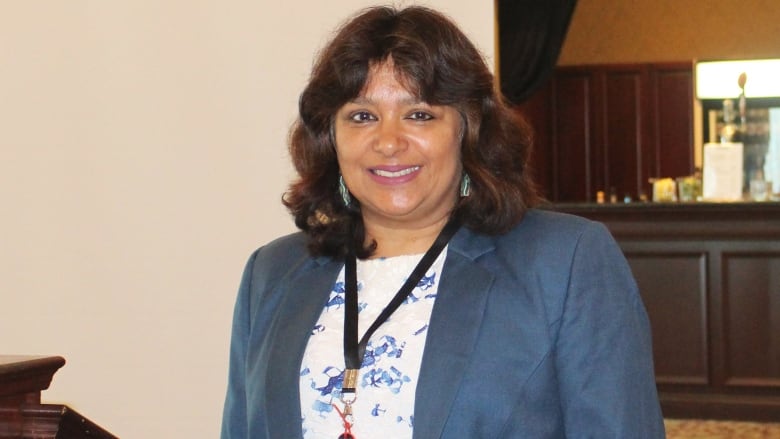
[347,95,427,106]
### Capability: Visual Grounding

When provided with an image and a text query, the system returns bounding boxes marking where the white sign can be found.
[703,142,744,201]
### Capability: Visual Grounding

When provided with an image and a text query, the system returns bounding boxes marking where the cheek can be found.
[433,137,462,173]
[333,136,354,162]
[335,148,361,171]
[333,129,364,163]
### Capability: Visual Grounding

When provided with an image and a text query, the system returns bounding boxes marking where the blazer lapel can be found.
[264,256,342,439]
[413,230,495,439]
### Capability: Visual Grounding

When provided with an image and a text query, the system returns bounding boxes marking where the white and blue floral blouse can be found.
[299,249,448,438]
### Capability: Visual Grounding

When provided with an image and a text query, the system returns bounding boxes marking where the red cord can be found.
[331,403,355,439]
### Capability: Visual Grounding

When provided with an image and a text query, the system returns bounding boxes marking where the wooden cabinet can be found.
[555,202,780,421]
[519,63,695,202]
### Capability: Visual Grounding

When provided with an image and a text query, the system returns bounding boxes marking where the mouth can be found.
[371,166,420,178]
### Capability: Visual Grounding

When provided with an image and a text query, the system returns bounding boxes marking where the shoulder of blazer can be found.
[244,231,332,297]
[509,208,598,242]
[450,208,601,261]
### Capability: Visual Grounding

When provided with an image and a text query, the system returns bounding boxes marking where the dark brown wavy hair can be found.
[283,5,541,258]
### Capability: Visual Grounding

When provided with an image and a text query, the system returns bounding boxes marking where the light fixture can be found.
[695,59,780,99]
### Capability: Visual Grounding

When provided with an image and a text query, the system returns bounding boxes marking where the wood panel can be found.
[520,83,553,201]
[601,67,643,199]
[722,252,780,388]
[625,249,709,386]
[552,72,593,202]
[647,64,695,196]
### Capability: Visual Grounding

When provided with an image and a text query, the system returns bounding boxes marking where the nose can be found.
[372,119,407,156]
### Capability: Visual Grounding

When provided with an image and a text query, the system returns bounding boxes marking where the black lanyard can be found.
[341,218,461,393]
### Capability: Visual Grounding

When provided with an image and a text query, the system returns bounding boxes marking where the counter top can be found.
[551,201,780,213]
[547,201,780,239]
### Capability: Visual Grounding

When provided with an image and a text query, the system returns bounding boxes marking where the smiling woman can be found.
[221,5,665,439]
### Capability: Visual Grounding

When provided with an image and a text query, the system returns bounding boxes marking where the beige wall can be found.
[559,0,780,65]
[0,2,494,437]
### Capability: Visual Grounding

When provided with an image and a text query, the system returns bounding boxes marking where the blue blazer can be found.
[221,209,666,438]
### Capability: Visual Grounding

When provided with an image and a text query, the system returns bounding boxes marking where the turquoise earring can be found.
[339,175,352,206]
[460,173,471,197]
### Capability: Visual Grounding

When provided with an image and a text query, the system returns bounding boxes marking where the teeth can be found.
[373,166,420,177]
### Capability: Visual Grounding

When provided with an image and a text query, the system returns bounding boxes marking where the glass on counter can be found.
[750,179,772,201]
[676,174,703,202]
[650,177,677,202]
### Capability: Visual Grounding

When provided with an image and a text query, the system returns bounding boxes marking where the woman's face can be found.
[333,60,463,231]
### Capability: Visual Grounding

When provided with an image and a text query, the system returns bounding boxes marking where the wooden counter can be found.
[553,202,780,421]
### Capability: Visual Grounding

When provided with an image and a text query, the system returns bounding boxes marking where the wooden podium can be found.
[0,356,117,438]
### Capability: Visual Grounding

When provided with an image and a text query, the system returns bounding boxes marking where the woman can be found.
[222,5,665,439]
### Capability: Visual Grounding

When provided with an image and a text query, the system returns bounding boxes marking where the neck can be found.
[363,215,452,258]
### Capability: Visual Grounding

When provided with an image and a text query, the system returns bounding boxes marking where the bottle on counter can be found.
[720,99,740,143]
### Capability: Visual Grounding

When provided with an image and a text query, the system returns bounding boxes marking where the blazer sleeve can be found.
[221,250,259,439]
[554,222,665,438]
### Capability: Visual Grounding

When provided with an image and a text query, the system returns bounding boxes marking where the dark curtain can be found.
[497,0,578,104]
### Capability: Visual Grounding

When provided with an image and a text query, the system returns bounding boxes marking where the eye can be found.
[407,111,434,121]
[348,111,377,123]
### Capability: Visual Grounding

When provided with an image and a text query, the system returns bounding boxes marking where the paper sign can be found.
[702,142,744,201]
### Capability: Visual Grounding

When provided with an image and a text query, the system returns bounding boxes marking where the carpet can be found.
[665,419,780,438]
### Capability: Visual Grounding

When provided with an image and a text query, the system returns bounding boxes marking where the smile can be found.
[372,166,420,178]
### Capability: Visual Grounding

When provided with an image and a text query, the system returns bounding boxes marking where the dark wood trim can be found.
[661,392,780,422]
[550,202,780,239]
[0,356,117,438]
[0,356,65,404]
